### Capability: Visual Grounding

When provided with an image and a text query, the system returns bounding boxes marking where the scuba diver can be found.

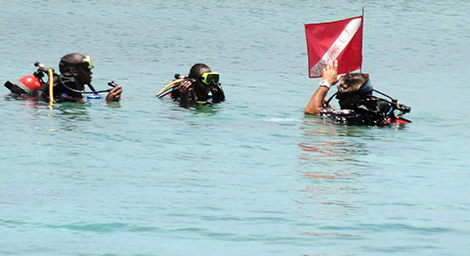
[4,53,123,103]
[156,63,225,108]
[38,53,123,103]
[304,60,411,126]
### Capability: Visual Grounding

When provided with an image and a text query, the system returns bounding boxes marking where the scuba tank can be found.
[4,62,48,96]
[5,75,42,96]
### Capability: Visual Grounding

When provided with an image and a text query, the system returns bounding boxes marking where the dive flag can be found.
[305,15,363,78]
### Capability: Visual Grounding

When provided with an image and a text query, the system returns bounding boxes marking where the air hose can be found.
[156,78,184,98]
[48,68,55,105]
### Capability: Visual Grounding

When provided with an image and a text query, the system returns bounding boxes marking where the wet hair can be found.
[59,53,85,74]
[340,72,370,93]
[188,63,210,79]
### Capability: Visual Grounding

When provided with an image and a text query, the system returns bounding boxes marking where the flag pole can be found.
[361,6,364,73]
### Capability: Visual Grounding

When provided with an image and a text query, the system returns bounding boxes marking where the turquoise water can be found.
[1,0,470,255]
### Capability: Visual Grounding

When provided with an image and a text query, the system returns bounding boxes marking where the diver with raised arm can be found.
[305,60,411,125]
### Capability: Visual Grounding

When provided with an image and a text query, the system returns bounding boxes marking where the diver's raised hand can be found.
[322,60,344,86]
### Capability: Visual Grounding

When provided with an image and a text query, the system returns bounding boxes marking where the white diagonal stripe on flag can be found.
[309,18,362,77]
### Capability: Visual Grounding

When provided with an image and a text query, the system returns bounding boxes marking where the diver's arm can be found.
[305,86,331,115]
[304,60,342,115]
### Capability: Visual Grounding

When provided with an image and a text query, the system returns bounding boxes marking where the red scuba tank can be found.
[5,74,42,95]
[17,75,42,92]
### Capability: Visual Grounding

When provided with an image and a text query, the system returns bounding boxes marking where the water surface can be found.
[1,0,469,255]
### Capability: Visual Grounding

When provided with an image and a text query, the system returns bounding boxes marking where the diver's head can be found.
[336,72,372,109]
[188,63,219,94]
[188,63,211,79]
[59,53,94,87]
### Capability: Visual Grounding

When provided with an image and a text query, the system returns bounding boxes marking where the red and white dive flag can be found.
[305,15,363,78]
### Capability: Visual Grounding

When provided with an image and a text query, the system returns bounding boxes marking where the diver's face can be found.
[338,81,349,94]
[195,68,213,94]
[337,81,360,109]
[76,65,93,86]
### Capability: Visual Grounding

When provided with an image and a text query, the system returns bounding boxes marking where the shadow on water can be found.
[52,101,122,133]
[3,95,122,133]
[55,102,91,121]
[298,117,374,163]
[192,103,224,117]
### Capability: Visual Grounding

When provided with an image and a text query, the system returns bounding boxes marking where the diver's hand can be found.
[106,85,123,103]
[178,80,193,107]
[322,60,344,86]
[179,80,193,98]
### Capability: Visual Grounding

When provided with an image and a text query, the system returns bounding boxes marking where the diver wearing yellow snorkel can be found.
[156,63,225,107]
[37,53,123,103]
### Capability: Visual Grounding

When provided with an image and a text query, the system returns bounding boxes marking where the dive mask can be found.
[81,55,94,71]
[199,72,219,86]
